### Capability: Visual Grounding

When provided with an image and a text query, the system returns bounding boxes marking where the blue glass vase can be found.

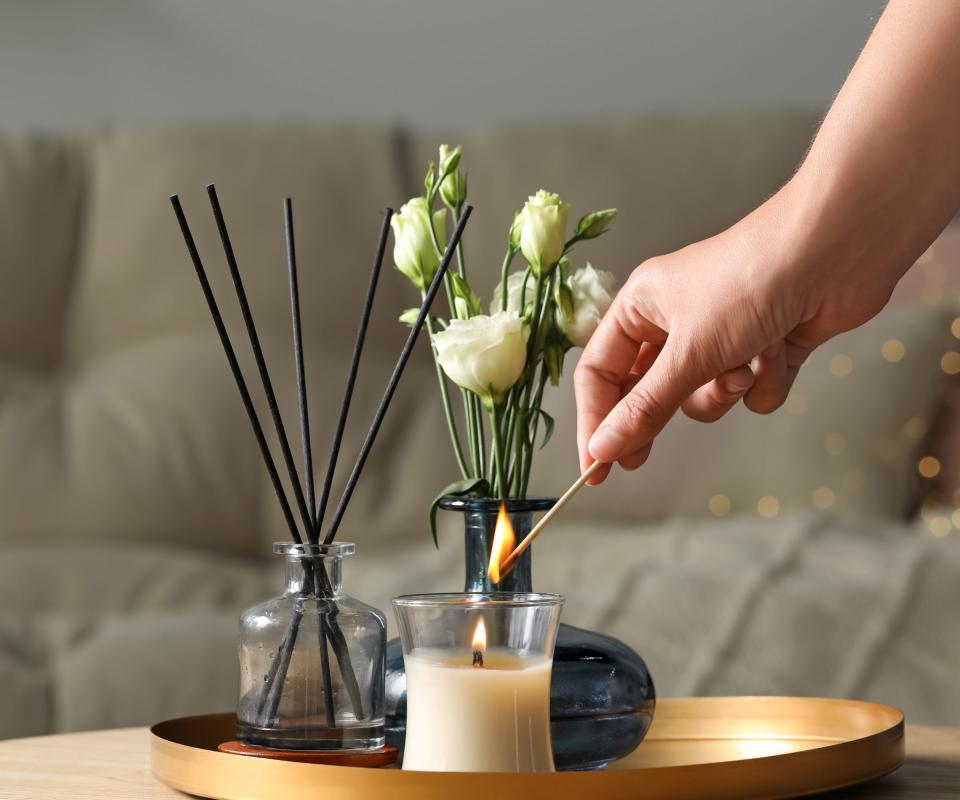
[385,497,655,770]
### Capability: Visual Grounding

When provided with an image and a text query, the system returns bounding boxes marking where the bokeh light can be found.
[757,496,780,518]
[918,456,941,479]
[881,339,905,362]
[824,433,847,456]
[708,494,731,517]
[941,352,960,375]
[812,487,835,509]
[829,354,853,377]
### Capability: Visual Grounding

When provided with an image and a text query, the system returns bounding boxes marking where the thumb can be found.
[588,337,705,463]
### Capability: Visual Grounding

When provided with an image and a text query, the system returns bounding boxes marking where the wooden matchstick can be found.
[499,461,604,576]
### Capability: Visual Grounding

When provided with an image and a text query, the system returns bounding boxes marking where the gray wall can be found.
[1,0,886,131]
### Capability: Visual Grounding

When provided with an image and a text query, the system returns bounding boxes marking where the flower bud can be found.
[572,208,618,242]
[508,210,523,251]
[391,197,447,290]
[438,144,467,207]
[438,144,462,177]
[433,311,529,408]
[557,263,616,347]
[517,190,570,277]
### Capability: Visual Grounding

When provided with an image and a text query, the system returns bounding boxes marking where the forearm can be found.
[787,0,960,293]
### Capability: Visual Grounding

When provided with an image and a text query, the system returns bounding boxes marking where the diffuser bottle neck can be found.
[273,542,354,598]
[284,556,343,597]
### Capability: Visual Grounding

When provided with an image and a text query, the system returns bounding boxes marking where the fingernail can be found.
[589,425,627,461]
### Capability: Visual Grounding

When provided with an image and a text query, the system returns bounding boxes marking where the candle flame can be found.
[486,501,516,585]
[472,617,487,652]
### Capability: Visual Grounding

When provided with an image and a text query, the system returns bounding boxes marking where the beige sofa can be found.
[1,113,958,740]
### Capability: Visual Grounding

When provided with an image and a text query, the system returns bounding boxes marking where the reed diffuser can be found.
[171,186,471,753]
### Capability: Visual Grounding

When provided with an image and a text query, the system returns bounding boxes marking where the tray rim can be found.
[151,696,906,800]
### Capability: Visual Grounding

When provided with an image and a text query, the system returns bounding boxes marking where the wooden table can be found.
[0,725,957,799]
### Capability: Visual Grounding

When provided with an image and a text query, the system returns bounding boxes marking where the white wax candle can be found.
[402,647,554,772]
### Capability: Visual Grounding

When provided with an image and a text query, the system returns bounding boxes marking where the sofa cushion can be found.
[4,510,957,737]
[524,302,957,523]
[65,123,412,365]
[0,134,85,370]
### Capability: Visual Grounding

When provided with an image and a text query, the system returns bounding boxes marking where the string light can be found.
[930,516,951,537]
[824,433,847,456]
[918,456,941,478]
[812,487,835,509]
[757,496,780,518]
[830,354,853,377]
[941,352,960,375]
[708,494,731,517]
[881,339,905,362]
[900,416,928,442]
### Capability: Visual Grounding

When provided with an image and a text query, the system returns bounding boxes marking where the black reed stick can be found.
[283,198,335,727]
[284,198,316,531]
[324,205,473,544]
[207,184,313,539]
[170,195,303,546]
[313,210,393,539]
[175,190,363,723]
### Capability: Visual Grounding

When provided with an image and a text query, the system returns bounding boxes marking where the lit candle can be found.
[393,590,563,773]
[401,616,555,772]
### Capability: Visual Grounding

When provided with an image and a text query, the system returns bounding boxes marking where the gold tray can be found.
[151,696,904,799]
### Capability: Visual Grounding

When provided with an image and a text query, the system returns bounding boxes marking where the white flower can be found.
[433,311,529,407]
[490,270,535,316]
[391,198,447,290]
[517,190,570,276]
[558,264,616,347]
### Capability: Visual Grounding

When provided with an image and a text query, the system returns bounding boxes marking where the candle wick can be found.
[472,649,484,668]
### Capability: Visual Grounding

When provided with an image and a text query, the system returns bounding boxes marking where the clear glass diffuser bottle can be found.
[237,542,386,751]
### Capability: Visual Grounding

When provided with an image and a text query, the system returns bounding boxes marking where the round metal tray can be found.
[150,696,905,799]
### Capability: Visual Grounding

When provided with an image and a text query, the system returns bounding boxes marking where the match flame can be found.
[472,617,487,652]
[486,501,516,585]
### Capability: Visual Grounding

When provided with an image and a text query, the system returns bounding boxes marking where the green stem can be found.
[499,247,516,311]
[513,277,546,494]
[424,314,470,480]
[490,402,508,499]
[427,208,482,479]
[521,365,550,498]
[452,200,467,279]
[473,393,487,478]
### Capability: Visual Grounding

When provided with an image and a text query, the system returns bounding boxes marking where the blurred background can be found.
[2,0,959,743]
[2,0,885,130]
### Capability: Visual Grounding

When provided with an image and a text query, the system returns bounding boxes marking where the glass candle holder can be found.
[392,592,563,772]
[237,542,386,751]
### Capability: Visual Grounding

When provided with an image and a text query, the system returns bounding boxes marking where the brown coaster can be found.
[217,740,398,767]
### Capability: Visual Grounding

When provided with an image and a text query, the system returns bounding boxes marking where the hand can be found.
[574,179,907,484]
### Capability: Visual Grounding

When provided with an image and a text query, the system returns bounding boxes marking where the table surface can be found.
[0,724,957,800]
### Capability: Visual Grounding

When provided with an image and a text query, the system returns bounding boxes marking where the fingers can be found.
[574,286,664,477]
[743,340,789,414]
[682,365,755,422]
[587,336,706,464]
[619,443,652,471]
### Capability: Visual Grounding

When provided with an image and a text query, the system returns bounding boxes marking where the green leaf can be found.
[533,409,555,449]
[554,280,575,322]
[574,208,618,241]
[429,478,490,548]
